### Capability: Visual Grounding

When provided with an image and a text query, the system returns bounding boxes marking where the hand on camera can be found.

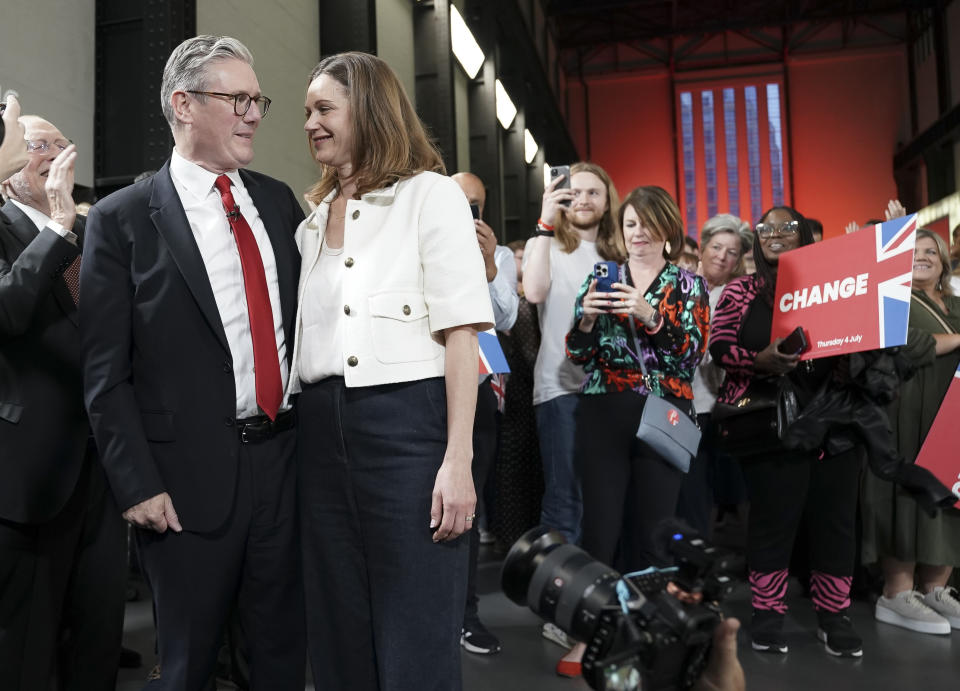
[754,338,800,375]
[691,618,746,691]
[578,279,614,332]
[605,282,657,325]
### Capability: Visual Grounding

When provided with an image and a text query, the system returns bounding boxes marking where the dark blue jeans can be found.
[299,377,468,691]
[535,393,582,543]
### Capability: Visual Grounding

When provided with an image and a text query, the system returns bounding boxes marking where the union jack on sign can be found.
[873,213,917,348]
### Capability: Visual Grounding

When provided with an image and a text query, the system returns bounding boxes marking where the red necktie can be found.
[214,174,282,420]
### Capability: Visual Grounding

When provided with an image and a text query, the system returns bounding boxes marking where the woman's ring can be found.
[465,514,476,521]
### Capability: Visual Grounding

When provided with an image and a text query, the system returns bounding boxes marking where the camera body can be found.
[502,526,741,691]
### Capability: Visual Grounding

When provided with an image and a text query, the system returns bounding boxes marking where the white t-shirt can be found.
[524,237,601,405]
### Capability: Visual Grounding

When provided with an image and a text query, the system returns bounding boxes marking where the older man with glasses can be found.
[0,115,128,690]
[81,35,306,689]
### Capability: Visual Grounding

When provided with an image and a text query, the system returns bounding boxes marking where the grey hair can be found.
[701,213,751,254]
[160,35,254,128]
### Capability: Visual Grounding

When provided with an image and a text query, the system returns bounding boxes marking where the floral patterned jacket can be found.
[565,262,709,400]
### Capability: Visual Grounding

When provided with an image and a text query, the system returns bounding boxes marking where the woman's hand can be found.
[430,451,476,543]
[606,282,658,325]
[578,279,615,332]
[885,199,906,221]
[539,174,573,228]
[754,338,800,375]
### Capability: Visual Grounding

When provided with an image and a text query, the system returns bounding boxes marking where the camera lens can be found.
[501,526,621,643]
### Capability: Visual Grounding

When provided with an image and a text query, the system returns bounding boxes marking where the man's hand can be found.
[0,95,29,182]
[429,452,476,543]
[45,144,77,229]
[884,199,906,221]
[123,492,182,534]
[476,220,498,282]
[692,618,745,691]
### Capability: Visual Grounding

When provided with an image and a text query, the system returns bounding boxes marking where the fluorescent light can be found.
[450,5,484,79]
[543,163,551,188]
[524,129,538,164]
[495,79,517,129]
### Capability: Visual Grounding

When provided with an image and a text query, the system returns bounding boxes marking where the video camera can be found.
[501,524,743,691]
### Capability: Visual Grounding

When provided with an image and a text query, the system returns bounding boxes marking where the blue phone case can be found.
[595,261,620,293]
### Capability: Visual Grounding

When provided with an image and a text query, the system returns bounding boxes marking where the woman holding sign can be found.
[862,229,960,635]
[711,207,864,658]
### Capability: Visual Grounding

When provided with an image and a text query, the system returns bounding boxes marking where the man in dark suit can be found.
[0,117,126,690]
[81,35,306,690]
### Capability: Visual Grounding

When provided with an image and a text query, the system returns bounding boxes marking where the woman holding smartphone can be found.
[711,206,864,658]
[557,186,709,677]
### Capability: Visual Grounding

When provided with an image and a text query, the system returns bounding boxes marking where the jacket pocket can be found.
[368,291,443,365]
[141,411,175,442]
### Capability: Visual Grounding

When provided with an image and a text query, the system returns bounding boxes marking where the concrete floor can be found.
[117,544,960,690]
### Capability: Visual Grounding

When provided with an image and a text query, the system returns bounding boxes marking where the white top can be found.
[291,171,495,389]
[524,237,600,405]
[299,241,346,381]
[169,150,289,418]
[692,284,725,412]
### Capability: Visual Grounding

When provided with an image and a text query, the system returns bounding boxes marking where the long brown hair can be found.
[616,186,684,263]
[305,52,444,204]
[555,162,621,261]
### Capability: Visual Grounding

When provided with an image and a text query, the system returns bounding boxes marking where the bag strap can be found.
[912,293,956,334]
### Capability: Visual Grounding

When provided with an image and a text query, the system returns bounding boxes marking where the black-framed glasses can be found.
[755,220,799,238]
[26,139,72,154]
[185,91,271,118]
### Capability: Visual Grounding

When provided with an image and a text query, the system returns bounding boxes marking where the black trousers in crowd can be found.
[740,446,860,576]
[0,442,126,691]
[137,427,305,691]
[299,377,468,691]
[465,380,498,622]
[574,391,685,570]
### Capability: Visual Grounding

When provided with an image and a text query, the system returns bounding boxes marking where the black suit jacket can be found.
[0,203,86,523]
[81,161,304,532]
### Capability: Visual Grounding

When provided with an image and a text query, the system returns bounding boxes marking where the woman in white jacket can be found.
[293,52,494,690]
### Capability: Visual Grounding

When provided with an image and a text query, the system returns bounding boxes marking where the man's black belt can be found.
[236,409,295,444]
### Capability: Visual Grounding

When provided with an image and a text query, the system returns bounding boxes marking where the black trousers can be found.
[574,391,685,571]
[299,377,468,691]
[137,426,305,691]
[740,446,860,575]
[0,443,126,691]
[465,380,498,621]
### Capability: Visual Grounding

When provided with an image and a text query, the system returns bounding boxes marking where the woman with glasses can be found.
[291,52,493,690]
[710,207,864,658]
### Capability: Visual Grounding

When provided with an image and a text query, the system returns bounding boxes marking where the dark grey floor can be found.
[117,540,960,689]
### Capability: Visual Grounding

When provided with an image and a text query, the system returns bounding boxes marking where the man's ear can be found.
[171,91,192,125]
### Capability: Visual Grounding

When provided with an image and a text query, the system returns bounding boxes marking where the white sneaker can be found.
[541,622,573,649]
[875,590,951,635]
[923,586,960,629]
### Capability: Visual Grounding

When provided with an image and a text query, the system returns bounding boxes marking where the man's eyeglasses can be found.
[755,220,799,238]
[26,139,72,154]
[185,91,271,118]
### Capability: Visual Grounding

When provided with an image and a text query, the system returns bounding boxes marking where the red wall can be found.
[787,48,909,238]
[567,46,910,240]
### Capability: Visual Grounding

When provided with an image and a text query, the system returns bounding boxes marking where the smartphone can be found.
[779,326,809,356]
[550,164,571,206]
[594,261,621,293]
[469,203,480,220]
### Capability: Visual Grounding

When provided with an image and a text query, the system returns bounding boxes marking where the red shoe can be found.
[556,659,582,677]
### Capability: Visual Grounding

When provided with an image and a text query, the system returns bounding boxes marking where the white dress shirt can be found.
[169,149,289,418]
[299,240,346,381]
[489,244,519,332]
[9,199,76,243]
